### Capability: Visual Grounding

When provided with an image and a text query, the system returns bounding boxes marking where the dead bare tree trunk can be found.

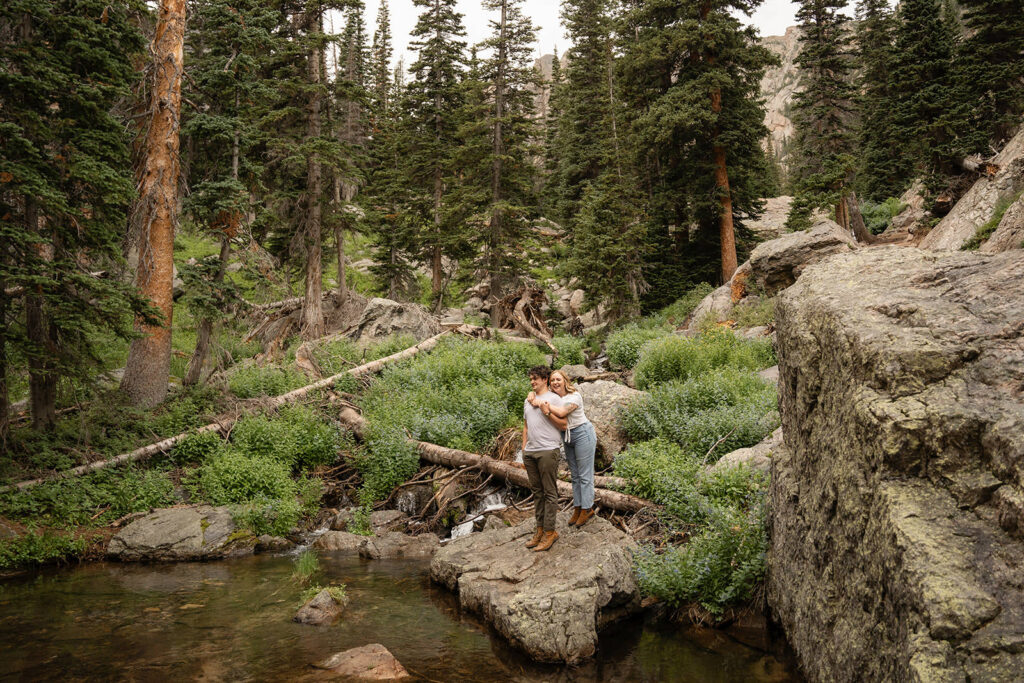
[24,198,58,429]
[300,12,326,341]
[121,0,185,408]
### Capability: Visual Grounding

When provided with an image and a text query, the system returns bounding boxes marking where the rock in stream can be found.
[430,512,640,664]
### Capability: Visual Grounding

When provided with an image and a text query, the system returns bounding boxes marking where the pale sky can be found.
[348,0,799,73]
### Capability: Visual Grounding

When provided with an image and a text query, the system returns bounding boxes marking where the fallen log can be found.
[4,331,452,493]
[337,408,650,513]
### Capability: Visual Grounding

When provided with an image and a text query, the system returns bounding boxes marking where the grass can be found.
[292,549,321,585]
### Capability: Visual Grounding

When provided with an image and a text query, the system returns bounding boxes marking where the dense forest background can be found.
[1,0,1022,447]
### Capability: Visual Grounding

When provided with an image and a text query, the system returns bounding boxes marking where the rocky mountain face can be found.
[769,247,1024,682]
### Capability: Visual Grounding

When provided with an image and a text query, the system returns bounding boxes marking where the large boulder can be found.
[107,506,252,562]
[575,380,645,460]
[686,284,733,328]
[711,426,783,475]
[769,247,1024,682]
[922,126,1024,251]
[359,532,439,560]
[430,513,640,663]
[979,191,1024,253]
[312,644,410,680]
[748,218,856,295]
[346,298,441,346]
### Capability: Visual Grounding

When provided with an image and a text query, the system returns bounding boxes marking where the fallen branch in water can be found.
[4,331,452,493]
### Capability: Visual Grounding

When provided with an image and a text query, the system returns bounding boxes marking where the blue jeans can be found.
[564,422,596,510]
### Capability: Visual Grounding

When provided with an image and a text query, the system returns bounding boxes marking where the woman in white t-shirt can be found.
[526,369,597,527]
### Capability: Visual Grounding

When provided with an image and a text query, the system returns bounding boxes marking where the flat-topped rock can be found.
[748,218,856,295]
[312,643,410,680]
[430,513,640,663]
[107,506,252,562]
[770,247,1024,682]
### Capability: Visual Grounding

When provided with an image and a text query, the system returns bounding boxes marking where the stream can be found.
[0,554,801,681]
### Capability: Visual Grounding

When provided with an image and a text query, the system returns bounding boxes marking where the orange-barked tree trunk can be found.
[120,0,185,408]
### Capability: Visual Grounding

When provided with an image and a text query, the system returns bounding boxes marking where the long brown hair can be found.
[549,369,576,395]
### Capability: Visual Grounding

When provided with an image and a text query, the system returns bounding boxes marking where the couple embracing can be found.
[520,365,598,552]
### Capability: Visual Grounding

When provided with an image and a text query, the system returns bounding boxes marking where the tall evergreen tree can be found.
[855,0,900,200]
[179,0,276,385]
[406,0,469,306]
[370,0,393,114]
[120,0,187,408]
[1,0,155,434]
[556,0,646,317]
[889,0,957,189]
[479,0,539,318]
[953,0,1024,153]
[332,1,371,300]
[541,47,565,219]
[619,0,776,300]
[786,0,858,231]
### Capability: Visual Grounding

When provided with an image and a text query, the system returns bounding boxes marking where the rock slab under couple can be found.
[430,512,641,664]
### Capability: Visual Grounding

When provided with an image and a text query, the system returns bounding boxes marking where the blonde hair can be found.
[550,369,576,395]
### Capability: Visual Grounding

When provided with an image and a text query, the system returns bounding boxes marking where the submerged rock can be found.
[294,588,346,626]
[769,247,1024,682]
[359,532,438,560]
[576,380,645,461]
[254,535,295,553]
[430,513,640,664]
[313,643,410,680]
[107,506,252,562]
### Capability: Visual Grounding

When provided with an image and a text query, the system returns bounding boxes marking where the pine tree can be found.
[619,0,776,298]
[479,0,540,318]
[179,0,276,385]
[405,0,468,307]
[556,0,646,317]
[541,47,565,220]
[370,0,393,115]
[120,0,187,408]
[786,0,858,231]
[1,0,155,433]
[953,0,1024,153]
[889,0,957,189]
[855,0,900,200]
[332,1,371,300]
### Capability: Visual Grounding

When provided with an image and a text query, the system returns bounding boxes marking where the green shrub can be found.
[860,197,907,235]
[620,368,778,461]
[172,430,225,464]
[633,502,767,615]
[633,330,775,389]
[298,583,346,606]
[188,450,296,505]
[553,336,586,366]
[348,503,374,536]
[367,333,419,361]
[357,337,546,501]
[292,549,320,584]
[0,530,88,569]
[0,467,176,528]
[232,496,302,536]
[606,325,669,370]
[147,387,220,436]
[227,364,307,399]
[231,406,340,470]
[311,338,362,376]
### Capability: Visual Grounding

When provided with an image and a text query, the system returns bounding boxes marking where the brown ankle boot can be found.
[532,530,559,552]
[574,508,595,527]
[525,527,544,548]
[568,507,582,525]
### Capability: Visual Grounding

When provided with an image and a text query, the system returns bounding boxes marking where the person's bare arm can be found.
[539,400,578,419]
[539,401,569,430]
[522,422,529,451]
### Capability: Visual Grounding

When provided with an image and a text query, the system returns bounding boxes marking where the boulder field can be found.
[768,247,1024,682]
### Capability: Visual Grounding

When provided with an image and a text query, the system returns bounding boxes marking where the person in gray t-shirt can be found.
[522,366,566,552]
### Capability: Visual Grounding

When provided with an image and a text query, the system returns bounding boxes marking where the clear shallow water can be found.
[0,554,800,681]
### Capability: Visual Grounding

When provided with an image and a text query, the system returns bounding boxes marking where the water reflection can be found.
[0,554,800,681]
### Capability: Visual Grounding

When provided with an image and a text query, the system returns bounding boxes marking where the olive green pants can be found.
[523,448,560,531]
